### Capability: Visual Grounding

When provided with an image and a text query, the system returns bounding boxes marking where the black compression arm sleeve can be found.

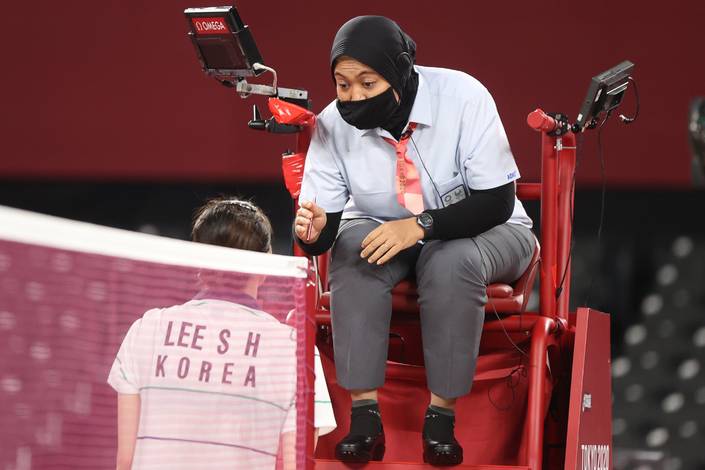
[294,210,343,256]
[424,181,515,240]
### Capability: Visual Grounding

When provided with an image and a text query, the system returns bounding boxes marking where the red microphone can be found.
[527,108,558,132]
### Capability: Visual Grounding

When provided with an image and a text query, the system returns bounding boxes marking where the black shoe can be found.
[422,408,463,466]
[335,406,386,463]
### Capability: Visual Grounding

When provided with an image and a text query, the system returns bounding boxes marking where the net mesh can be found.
[0,206,310,470]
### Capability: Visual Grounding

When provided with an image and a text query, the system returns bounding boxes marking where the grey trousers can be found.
[329,219,535,399]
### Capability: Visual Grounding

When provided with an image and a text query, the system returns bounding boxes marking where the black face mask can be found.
[336,87,399,130]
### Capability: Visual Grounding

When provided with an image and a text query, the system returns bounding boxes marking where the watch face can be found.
[418,213,433,228]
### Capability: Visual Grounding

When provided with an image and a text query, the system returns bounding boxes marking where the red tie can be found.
[382,123,424,214]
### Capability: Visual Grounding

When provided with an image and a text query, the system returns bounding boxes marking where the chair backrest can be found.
[514,234,541,313]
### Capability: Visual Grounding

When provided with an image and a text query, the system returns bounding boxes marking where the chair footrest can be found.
[315,460,530,470]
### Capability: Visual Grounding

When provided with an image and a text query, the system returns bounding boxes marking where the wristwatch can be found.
[416,212,434,240]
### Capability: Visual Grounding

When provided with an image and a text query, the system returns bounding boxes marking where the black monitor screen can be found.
[575,60,634,130]
[196,35,249,71]
[185,7,264,82]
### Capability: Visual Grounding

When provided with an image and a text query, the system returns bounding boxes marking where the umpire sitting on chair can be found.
[294,15,535,466]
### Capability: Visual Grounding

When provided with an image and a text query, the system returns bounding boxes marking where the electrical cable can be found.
[618,77,640,124]
[412,130,534,410]
[408,123,550,409]
[409,134,444,205]
[583,110,612,306]
[554,132,583,301]
[468,237,539,411]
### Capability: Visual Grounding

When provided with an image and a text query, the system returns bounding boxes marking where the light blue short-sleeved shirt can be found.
[299,65,532,228]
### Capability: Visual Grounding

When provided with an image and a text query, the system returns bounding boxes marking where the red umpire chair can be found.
[273,98,612,470]
[184,8,618,467]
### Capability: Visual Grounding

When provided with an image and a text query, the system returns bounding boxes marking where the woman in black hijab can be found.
[294,15,535,466]
[331,16,419,140]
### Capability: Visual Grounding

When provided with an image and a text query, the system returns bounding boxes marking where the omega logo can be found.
[194,18,227,33]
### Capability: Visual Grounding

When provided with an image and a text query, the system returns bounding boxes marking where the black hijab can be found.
[330,16,419,140]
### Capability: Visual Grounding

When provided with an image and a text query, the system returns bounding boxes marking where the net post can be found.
[305,266,316,470]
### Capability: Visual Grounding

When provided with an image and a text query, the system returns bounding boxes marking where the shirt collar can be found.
[361,68,433,139]
[407,69,433,127]
[192,289,260,310]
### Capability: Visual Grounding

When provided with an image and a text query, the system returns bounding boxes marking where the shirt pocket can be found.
[435,173,467,207]
[350,191,401,219]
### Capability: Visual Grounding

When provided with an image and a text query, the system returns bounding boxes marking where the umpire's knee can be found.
[418,238,486,288]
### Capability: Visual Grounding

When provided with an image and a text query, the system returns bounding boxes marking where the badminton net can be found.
[0,205,312,470]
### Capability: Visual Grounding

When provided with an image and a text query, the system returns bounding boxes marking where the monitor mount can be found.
[184,6,311,134]
[528,60,637,137]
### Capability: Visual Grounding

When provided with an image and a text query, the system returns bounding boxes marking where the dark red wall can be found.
[1,1,702,186]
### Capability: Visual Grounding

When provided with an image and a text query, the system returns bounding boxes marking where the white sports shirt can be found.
[299,65,532,228]
[108,297,335,469]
